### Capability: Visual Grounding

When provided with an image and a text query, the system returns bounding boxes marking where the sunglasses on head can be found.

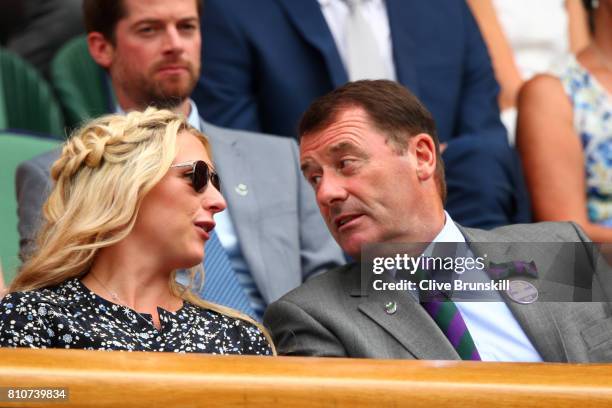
[171,160,221,193]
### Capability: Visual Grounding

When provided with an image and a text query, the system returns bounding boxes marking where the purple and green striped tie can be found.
[421,299,481,360]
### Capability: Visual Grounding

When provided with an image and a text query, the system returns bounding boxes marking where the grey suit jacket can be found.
[15,119,344,304]
[264,222,612,362]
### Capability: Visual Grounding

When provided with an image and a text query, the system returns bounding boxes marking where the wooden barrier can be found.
[0,348,611,407]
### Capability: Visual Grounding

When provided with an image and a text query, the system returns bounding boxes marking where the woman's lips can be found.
[194,221,214,241]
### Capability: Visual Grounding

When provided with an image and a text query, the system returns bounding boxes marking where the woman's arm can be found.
[517,74,612,242]
[566,0,591,53]
[466,0,523,110]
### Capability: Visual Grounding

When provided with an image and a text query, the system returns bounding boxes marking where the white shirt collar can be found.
[431,211,466,244]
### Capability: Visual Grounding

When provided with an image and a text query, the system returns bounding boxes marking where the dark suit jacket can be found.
[264,222,612,362]
[195,0,506,144]
[15,119,345,304]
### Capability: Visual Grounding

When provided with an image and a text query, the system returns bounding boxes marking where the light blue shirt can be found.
[430,212,543,362]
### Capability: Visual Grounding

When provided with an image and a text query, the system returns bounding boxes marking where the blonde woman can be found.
[0,108,273,354]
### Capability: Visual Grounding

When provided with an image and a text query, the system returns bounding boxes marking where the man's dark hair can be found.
[299,80,446,203]
[83,0,203,43]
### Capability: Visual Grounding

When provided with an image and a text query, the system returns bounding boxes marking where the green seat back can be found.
[0,132,61,284]
[0,48,65,138]
[51,36,114,129]
[0,66,7,129]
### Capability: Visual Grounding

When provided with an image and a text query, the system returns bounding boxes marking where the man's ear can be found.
[412,133,437,181]
[87,32,114,69]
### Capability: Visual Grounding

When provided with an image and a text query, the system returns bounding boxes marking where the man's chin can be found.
[338,236,367,260]
[147,91,190,110]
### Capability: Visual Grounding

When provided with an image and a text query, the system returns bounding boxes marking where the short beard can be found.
[140,79,192,111]
[118,68,197,112]
[147,95,184,111]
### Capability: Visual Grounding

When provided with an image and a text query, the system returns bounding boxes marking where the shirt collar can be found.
[431,211,466,244]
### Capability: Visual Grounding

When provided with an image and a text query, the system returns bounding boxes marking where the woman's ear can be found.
[87,32,115,69]
[412,133,437,181]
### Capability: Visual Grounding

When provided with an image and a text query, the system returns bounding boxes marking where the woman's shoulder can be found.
[186,303,273,355]
[1,279,78,311]
[0,283,74,348]
[519,72,571,116]
[2,288,58,312]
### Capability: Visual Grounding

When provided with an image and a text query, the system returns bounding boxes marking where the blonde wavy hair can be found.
[10,108,274,350]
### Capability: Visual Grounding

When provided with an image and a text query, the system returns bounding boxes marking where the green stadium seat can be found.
[0,48,65,138]
[0,132,61,284]
[50,36,115,130]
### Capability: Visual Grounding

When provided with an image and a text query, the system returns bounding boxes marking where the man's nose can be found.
[316,173,349,207]
[163,26,183,52]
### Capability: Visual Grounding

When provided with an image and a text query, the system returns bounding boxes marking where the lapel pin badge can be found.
[235,183,248,196]
[507,280,538,304]
[384,301,397,315]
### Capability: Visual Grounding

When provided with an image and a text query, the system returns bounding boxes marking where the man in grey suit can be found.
[264,80,612,362]
[16,0,344,320]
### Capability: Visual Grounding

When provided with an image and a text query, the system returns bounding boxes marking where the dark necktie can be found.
[421,298,481,360]
[418,246,481,360]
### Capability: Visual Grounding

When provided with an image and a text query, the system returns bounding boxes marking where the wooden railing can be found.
[0,348,611,407]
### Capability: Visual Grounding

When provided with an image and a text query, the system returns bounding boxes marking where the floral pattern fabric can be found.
[0,278,272,355]
[556,55,612,226]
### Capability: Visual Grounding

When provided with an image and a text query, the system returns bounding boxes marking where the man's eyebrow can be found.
[131,18,162,26]
[131,16,198,27]
[300,160,316,174]
[328,141,367,157]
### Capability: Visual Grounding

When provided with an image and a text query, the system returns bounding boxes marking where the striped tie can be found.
[201,230,255,318]
[418,246,480,360]
[421,299,481,360]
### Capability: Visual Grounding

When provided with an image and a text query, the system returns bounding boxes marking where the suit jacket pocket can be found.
[581,317,612,362]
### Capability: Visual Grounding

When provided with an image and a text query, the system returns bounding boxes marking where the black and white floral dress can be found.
[0,278,272,355]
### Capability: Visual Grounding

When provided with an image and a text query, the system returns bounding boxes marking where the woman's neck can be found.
[82,246,183,315]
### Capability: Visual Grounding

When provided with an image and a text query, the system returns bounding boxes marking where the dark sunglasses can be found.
[171,160,221,193]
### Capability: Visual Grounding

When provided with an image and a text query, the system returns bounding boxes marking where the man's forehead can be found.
[122,0,198,23]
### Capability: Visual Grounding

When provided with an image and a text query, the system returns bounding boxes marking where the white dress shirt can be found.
[428,212,543,362]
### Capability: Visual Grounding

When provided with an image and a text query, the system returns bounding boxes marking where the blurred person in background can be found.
[0,0,84,78]
[517,0,612,242]
[468,0,590,143]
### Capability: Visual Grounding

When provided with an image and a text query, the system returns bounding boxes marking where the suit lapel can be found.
[351,267,459,360]
[275,0,348,87]
[461,227,568,362]
[385,0,419,95]
[203,127,268,299]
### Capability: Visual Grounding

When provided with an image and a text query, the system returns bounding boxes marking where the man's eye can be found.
[179,24,197,32]
[339,159,355,169]
[138,26,155,34]
[309,175,322,187]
